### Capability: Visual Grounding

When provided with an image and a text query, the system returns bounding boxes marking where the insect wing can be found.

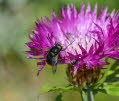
[52,66,57,74]
[51,56,58,65]
[51,56,58,73]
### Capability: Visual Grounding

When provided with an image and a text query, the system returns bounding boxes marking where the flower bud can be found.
[66,64,101,88]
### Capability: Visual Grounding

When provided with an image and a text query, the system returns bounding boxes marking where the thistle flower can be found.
[25,2,119,82]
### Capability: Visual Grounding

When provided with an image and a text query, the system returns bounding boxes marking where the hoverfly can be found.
[46,40,75,73]
[71,60,78,65]
[46,43,62,73]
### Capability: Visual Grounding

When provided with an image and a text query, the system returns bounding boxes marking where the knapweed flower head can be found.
[25,2,119,78]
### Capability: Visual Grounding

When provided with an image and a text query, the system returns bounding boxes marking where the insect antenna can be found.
[62,40,75,51]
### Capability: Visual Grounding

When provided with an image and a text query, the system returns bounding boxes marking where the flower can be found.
[25,3,119,76]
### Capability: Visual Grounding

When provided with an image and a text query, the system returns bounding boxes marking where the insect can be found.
[46,43,62,73]
[46,41,75,73]
[71,60,78,65]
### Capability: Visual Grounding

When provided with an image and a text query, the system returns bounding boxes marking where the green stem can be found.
[81,89,94,101]
[86,90,94,101]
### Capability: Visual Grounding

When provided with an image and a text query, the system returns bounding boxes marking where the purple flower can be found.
[25,3,119,75]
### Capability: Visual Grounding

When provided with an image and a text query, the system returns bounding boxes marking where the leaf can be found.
[55,93,63,101]
[99,59,119,84]
[110,61,119,70]
[93,88,106,95]
[97,58,114,84]
[105,68,119,82]
[38,85,55,95]
[105,87,119,96]
[103,83,119,96]
[38,85,81,96]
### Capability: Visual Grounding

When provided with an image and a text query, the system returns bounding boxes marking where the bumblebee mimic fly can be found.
[46,40,75,73]
[46,44,62,73]
[71,60,78,65]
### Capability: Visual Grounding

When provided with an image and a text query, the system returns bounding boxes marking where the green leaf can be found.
[103,83,119,96]
[38,85,81,96]
[38,85,55,95]
[105,68,119,82]
[110,60,119,70]
[99,59,119,84]
[55,93,63,101]
[97,58,114,85]
[105,87,119,96]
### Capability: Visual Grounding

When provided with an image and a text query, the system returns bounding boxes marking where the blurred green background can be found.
[0,0,119,101]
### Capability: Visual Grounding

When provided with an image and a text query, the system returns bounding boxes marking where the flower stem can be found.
[86,89,94,101]
[81,89,94,101]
